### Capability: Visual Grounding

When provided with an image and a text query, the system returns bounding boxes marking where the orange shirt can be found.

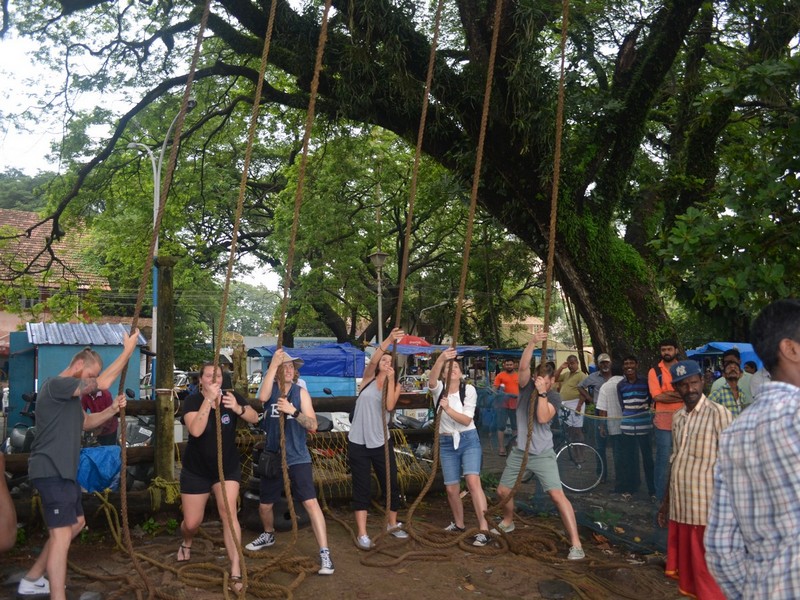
[648,361,681,431]
[494,371,519,409]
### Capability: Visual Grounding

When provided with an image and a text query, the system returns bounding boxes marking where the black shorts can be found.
[180,465,242,495]
[32,477,84,529]
[258,462,316,504]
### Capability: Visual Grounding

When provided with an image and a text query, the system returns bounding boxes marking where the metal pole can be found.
[377,266,384,345]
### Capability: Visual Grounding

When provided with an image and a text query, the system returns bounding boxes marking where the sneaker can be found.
[388,523,409,539]
[245,531,275,551]
[356,535,373,550]
[18,576,50,595]
[472,533,489,547]
[568,546,586,560]
[444,522,466,533]
[318,548,334,575]
[489,521,515,535]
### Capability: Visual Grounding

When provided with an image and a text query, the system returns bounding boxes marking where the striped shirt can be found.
[705,381,800,600]
[668,395,732,525]
[617,376,652,435]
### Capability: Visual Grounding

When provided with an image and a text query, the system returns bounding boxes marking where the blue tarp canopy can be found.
[382,344,488,356]
[247,343,366,377]
[686,342,763,370]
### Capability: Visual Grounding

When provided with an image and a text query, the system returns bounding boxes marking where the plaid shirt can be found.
[708,382,744,417]
[706,381,800,600]
[668,395,732,525]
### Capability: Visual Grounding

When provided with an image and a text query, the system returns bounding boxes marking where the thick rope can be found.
[207,0,280,596]
[110,2,213,598]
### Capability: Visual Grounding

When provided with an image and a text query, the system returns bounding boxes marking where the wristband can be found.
[239,404,245,416]
[292,408,301,418]
[538,393,547,398]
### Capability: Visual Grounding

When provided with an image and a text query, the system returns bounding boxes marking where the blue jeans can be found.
[439,429,483,485]
[654,428,672,502]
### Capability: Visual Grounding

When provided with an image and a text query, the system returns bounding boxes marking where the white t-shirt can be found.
[595,375,624,436]
[430,380,477,449]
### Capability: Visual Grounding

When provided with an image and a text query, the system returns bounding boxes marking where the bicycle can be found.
[505,406,604,493]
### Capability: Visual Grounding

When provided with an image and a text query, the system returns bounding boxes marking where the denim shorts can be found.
[439,428,483,485]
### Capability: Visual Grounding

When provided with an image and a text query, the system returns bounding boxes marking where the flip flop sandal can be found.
[177,544,191,562]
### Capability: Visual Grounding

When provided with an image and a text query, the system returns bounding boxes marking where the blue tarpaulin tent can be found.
[247,343,366,397]
[686,342,763,370]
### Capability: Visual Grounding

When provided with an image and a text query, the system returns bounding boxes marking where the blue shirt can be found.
[617,376,652,435]
[706,381,800,600]
[262,383,311,466]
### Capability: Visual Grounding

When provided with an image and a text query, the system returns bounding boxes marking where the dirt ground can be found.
[1,435,681,600]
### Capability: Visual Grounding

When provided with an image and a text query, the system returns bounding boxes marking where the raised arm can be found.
[83,393,126,431]
[383,365,402,411]
[519,331,548,388]
[258,348,286,404]
[363,328,404,384]
[428,348,457,390]
[96,330,140,391]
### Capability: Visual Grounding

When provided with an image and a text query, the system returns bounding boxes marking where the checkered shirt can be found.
[705,381,800,600]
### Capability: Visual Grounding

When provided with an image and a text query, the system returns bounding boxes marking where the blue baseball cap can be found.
[670,360,702,383]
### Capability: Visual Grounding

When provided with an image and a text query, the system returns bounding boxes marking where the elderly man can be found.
[706,299,800,599]
[708,348,753,410]
[657,360,732,600]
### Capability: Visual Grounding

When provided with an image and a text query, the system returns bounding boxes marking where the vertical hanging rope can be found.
[275,0,333,347]
[405,0,505,524]
[540,0,571,354]
[208,1,279,596]
[113,2,213,597]
[392,0,446,325]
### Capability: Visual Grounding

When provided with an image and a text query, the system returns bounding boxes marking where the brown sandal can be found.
[177,544,191,562]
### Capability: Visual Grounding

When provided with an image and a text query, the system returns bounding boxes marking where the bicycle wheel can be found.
[556,442,603,493]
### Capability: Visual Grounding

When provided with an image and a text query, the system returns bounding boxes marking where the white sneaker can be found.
[356,535,373,550]
[489,521,515,535]
[246,531,275,551]
[387,523,409,539]
[18,576,50,595]
[568,545,586,560]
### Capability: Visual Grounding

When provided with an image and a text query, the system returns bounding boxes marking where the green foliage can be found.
[141,517,160,536]
[165,518,179,535]
[0,170,52,211]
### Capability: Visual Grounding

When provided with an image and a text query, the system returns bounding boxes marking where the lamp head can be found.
[187,97,197,111]
[368,250,389,269]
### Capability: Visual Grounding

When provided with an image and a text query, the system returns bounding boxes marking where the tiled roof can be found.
[0,208,110,290]
[26,322,147,346]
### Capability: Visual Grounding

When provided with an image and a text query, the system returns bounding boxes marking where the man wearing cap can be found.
[706,299,800,599]
[577,353,613,482]
[248,348,334,576]
[657,360,732,600]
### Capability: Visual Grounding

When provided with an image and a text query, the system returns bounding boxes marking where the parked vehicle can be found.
[139,370,189,400]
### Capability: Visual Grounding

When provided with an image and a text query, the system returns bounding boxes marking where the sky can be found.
[0,35,61,174]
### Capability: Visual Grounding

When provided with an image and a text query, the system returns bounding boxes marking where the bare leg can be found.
[25,517,84,600]
[445,483,465,528]
[302,498,328,549]
[0,454,16,552]
[258,502,275,533]
[354,509,368,538]
[495,484,515,527]
[212,481,242,577]
[464,474,490,531]
[179,492,210,559]
[547,488,581,547]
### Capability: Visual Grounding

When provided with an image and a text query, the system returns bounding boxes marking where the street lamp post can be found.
[368,250,389,344]
[127,98,196,378]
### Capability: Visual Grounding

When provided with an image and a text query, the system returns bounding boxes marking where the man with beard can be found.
[17,331,140,598]
[648,340,682,503]
[658,360,731,599]
[494,358,519,456]
[578,353,613,482]
[706,300,800,599]
[708,354,747,417]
